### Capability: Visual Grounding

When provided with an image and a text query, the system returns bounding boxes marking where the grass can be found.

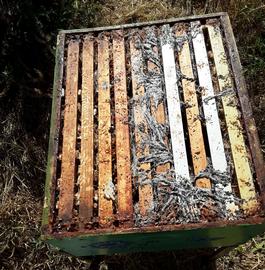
[1,0,265,269]
[217,235,265,269]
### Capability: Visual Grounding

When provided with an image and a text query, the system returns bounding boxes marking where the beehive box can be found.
[42,13,265,256]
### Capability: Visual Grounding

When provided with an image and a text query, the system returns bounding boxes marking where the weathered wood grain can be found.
[98,34,113,225]
[113,30,133,221]
[58,40,79,221]
[207,23,258,213]
[145,27,170,174]
[176,25,210,189]
[191,21,236,213]
[130,33,154,217]
[160,24,189,180]
[79,36,94,220]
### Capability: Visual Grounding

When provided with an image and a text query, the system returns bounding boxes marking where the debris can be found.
[103,179,116,201]
[130,26,242,225]
[203,88,234,104]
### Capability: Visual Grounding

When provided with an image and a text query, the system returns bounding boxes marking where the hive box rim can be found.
[41,221,265,256]
[42,12,265,247]
[59,12,228,35]
[42,217,265,239]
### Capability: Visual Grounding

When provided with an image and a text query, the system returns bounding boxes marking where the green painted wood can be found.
[45,223,265,256]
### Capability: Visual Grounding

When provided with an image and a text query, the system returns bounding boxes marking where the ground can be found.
[0,1,265,269]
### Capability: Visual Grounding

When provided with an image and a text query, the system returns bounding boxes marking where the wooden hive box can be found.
[42,13,265,256]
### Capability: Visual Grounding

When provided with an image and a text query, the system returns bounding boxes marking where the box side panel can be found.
[220,14,265,208]
[47,223,265,256]
[42,32,65,229]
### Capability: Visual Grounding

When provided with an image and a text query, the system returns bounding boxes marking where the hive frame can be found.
[42,12,265,256]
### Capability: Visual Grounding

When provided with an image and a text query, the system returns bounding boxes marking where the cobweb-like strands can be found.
[129,26,242,226]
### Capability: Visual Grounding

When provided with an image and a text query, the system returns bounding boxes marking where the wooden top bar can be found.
[79,36,94,221]
[130,33,154,218]
[146,27,170,174]
[176,24,210,189]
[160,24,189,180]
[98,34,114,225]
[207,23,258,213]
[58,40,79,222]
[113,30,133,222]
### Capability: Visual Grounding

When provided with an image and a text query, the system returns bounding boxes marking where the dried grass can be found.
[0,106,92,269]
[216,236,265,270]
[99,0,185,25]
